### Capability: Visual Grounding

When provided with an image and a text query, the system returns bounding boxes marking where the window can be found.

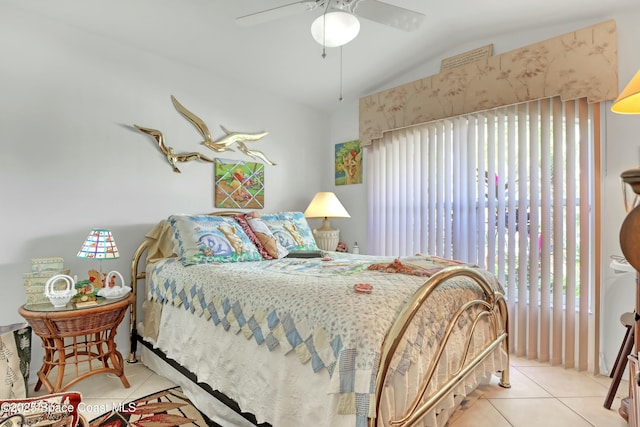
[367,97,596,368]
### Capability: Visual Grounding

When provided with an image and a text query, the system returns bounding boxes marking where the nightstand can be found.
[18,293,133,393]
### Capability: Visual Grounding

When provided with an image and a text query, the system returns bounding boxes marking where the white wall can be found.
[328,10,640,373]
[0,4,331,380]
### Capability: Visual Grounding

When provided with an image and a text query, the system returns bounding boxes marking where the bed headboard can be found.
[128,211,245,362]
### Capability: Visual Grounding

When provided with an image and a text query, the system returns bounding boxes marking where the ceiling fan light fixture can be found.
[311,11,360,48]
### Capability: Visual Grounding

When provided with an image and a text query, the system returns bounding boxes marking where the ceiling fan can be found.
[236,0,426,45]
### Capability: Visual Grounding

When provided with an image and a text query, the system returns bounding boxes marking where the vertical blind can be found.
[367,97,595,369]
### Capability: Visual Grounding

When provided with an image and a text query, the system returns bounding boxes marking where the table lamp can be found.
[612,69,640,199]
[611,69,640,115]
[304,192,350,251]
[611,69,640,264]
[77,228,120,286]
[612,68,640,418]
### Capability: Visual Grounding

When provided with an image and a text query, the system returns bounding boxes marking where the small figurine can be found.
[76,280,94,295]
[336,241,347,252]
[73,279,98,303]
[88,269,105,287]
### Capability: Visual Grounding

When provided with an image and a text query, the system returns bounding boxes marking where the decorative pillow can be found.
[145,220,178,265]
[0,323,31,400]
[247,217,289,259]
[0,391,83,427]
[258,211,319,252]
[168,215,263,265]
[234,214,273,260]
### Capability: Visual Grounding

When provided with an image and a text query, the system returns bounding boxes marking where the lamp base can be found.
[313,228,340,252]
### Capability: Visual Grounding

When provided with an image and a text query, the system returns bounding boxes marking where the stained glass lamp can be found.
[77,229,120,260]
[77,228,120,282]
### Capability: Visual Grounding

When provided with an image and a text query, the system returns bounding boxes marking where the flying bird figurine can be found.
[236,141,277,166]
[171,95,270,154]
[134,124,214,173]
[135,96,276,172]
[171,95,234,153]
[217,125,269,148]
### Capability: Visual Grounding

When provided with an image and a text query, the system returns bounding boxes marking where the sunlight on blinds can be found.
[367,97,595,369]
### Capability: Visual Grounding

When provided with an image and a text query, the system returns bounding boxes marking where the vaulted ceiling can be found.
[8,0,639,112]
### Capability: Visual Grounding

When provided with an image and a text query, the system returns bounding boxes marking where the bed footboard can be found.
[370,266,510,427]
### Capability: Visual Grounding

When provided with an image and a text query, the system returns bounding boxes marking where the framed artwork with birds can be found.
[214,159,265,209]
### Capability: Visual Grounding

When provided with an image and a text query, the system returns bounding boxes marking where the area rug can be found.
[89,387,220,427]
[88,386,482,427]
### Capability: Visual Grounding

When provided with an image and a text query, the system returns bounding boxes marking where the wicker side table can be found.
[18,293,133,393]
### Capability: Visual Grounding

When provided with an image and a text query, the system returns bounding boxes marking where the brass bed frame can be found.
[127,230,510,427]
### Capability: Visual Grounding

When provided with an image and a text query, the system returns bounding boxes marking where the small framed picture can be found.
[214,159,265,209]
[335,140,362,185]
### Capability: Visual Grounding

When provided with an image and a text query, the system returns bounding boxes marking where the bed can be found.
[127,211,510,427]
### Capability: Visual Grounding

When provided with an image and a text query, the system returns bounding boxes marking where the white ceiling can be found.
[8,0,640,113]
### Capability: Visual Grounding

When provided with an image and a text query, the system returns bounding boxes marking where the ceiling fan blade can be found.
[351,0,425,32]
[236,1,319,27]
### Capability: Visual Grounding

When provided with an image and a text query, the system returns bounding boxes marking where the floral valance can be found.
[359,20,618,146]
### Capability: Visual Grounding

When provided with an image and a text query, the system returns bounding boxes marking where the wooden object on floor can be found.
[605,312,635,409]
[630,355,640,426]
[619,188,640,426]
[18,294,133,393]
[621,396,630,422]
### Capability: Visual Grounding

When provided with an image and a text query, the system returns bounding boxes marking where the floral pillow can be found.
[247,216,289,259]
[258,211,319,252]
[234,214,273,260]
[168,215,263,265]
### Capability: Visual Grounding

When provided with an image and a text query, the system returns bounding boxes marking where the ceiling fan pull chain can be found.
[322,13,326,57]
[321,0,330,58]
[339,45,344,102]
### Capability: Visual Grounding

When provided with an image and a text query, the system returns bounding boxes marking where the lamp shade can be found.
[612,69,640,113]
[311,11,360,47]
[77,229,120,259]
[304,192,351,219]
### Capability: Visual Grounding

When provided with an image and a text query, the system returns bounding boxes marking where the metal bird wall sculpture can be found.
[236,141,276,166]
[171,96,270,154]
[170,96,234,153]
[135,95,276,173]
[133,124,214,173]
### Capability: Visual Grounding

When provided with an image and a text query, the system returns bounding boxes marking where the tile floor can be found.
[29,356,630,426]
[449,357,629,427]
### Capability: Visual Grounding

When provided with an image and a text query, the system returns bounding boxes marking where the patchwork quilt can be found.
[147,254,501,425]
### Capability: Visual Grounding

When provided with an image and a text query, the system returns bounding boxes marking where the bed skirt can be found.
[138,302,506,427]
